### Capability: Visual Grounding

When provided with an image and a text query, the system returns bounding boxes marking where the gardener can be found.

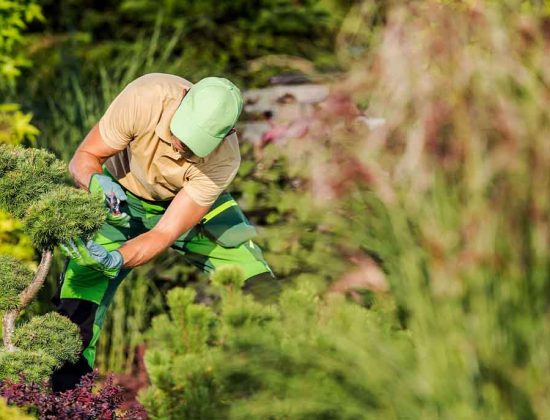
[51,73,276,391]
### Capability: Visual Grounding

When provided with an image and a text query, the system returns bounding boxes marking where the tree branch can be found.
[3,249,53,351]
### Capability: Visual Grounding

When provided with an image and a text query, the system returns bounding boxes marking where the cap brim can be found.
[170,96,222,158]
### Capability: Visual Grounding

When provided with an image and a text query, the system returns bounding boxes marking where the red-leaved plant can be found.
[0,371,146,419]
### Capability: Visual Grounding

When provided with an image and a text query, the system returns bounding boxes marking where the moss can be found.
[0,255,33,311]
[13,312,82,368]
[24,186,106,250]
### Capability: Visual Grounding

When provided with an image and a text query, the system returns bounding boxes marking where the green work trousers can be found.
[51,178,274,391]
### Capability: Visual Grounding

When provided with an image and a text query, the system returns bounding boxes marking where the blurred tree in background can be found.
[0,0,42,88]
[23,0,350,94]
[0,0,41,144]
[140,267,404,419]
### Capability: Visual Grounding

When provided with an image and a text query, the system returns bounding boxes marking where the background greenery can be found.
[2,0,550,418]
[2,0,355,374]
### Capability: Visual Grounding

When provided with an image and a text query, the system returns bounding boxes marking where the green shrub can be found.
[24,186,106,250]
[0,146,100,384]
[0,145,105,251]
[140,286,220,419]
[140,268,407,419]
[211,265,246,290]
[13,312,82,368]
[0,0,43,88]
[0,255,33,311]
[220,289,411,419]
[0,145,65,218]
[0,350,57,383]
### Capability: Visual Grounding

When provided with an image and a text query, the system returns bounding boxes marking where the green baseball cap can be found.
[170,77,243,157]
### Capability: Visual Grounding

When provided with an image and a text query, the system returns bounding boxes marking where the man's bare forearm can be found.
[69,150,104,190]
[117,229,173,268]
[69,124,119,189]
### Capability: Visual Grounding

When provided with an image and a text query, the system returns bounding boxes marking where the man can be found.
[51,73,276,391]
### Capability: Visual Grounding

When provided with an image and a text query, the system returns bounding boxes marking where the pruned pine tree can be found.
[0,145,105,382]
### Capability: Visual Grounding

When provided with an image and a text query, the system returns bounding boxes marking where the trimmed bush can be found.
[0,145,65,218]
[0,350,57,383]
[24,186,106,250]
[0,145,102,367]
[0,255,33,311]
[13,313,82,369]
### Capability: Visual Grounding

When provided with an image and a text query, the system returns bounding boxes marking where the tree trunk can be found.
[2,249,53,351]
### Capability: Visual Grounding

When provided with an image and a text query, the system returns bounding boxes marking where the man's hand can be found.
[60,238,123,279]
[89,174,131,228]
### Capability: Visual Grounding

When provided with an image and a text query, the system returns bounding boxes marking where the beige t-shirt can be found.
[99,73,241,207]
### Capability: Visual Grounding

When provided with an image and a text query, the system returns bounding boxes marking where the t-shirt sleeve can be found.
[98,85,139,150]
[185,156,241,207]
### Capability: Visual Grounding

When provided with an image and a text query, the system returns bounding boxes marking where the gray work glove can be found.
[60,238,123,279]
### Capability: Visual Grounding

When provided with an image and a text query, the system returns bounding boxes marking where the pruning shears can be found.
[106,192,121,216]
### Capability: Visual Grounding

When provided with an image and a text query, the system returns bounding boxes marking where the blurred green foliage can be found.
[140,267,408,419]
[29,0,344,89]
[0,0,41,145]
[0,210,34,262]
[136,1,550,418]
[231,142,347,286]
[0,0,43,262]
[0,0,43,87]
[0,397,32,420]
[95,268,164,373]
[0,104,38,146]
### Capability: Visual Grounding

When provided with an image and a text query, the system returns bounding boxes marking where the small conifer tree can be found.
[0,145,105,382]
[140,266,402,419]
